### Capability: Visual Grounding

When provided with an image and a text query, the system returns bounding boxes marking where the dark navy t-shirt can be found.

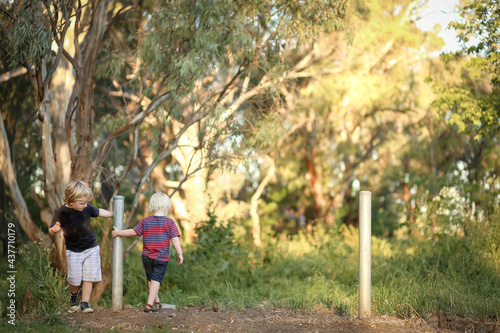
[50,204,100,252]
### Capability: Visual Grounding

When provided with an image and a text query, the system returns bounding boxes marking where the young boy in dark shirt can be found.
[49,181,113,313]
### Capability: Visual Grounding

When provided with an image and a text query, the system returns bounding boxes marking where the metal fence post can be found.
[112,195,124,312]
[359,191,372,318]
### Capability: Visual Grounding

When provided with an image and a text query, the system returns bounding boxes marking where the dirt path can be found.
[63,306,499,332]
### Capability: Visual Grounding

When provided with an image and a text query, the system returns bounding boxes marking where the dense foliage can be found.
[1,207,498,330]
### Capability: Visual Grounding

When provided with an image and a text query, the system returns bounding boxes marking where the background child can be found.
[112,192,184,312]
[49,181,113,313]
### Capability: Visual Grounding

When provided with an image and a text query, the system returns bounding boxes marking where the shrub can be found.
[0,241,70,331]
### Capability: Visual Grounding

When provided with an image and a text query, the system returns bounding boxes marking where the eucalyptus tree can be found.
[355,0,500,237]
[0,0,355,301]
[422,0,500,229]
[89,0,358,248]
[434,0,500,137]
[247,0,445,231]
[1,0,76,268]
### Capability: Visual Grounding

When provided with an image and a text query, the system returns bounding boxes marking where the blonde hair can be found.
[64,181,93,204]
[149,192,172,214]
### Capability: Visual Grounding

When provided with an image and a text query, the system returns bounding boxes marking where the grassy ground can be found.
[1,215,498,331]
[102,219,499,320]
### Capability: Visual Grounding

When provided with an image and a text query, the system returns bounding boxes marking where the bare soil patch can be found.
[63,306,499,332]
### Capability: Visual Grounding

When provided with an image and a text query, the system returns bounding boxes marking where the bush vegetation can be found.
[2,207,498,331]
[107,208,500,319]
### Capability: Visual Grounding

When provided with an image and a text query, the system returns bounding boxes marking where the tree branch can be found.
[0,67,27,83]
[123,112,206,229]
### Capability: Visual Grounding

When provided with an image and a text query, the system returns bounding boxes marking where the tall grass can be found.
[0,242,72,331]
[102,209,499,320]
[4,207,498,331]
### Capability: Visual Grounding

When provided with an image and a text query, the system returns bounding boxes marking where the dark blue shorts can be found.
[142,255,168,283]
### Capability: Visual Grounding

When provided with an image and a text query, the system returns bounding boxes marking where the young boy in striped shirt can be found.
[112,192,184,312]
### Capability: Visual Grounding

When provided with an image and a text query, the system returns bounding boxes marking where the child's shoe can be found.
[144,303,159,312]
[80,301,94,313]
[69,293,80,312]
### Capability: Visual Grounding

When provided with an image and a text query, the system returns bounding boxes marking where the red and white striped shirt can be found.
[133,215,181,261]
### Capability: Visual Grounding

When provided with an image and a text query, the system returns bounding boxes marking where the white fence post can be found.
[112,195,124,312]
[359,191,372,318]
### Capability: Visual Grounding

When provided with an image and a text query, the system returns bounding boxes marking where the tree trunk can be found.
[305,147,325,219]
[51,42,74,198]
[402,182,416,235]
[38,60,69,270]
[39,60,62,213]
[91,267,112,305]
[171,196,194,244]
[71,0,110,183]
[171,123,208,243]
[250,156,275,247]
[0,110,52,249]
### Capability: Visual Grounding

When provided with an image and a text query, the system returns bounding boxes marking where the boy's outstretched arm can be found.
[112,226,138,238]
[171,237,184,265]
[99,209,114,218]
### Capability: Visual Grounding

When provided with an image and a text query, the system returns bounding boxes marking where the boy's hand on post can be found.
[111,226,120,238]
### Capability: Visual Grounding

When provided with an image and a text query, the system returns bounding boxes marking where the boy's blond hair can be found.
[64,181,93,204]
[149,192,172,214]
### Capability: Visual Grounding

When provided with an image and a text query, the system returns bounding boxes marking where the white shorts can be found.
[66,245,102,286]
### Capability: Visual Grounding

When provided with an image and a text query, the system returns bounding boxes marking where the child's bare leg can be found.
[69,285,79,294]
[81,281,93,303]
[148,281,160,303]
[147,280,160,306]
